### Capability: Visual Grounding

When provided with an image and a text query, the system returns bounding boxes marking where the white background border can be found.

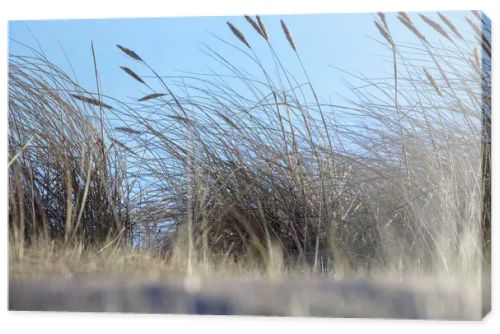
[1,0,498,332]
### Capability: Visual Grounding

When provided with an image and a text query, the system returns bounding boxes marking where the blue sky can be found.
[8,13,393,103]
[8,11,474,109]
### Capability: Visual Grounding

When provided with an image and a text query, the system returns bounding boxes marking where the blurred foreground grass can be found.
[9,241,486,319]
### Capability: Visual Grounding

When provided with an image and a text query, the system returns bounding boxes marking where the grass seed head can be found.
[437,12,463,40]
[138,93,167,102]
[374,21,394,46]
[398,13,428,44]
[245,15,266,40]
[116,44,143,62]
[72,94,112,109]
[423,68,442,96]
[120,66,146,85]
[280,19,296,51]
[419,14,452,42]
[227,21,251,48]
[256,16,269,41]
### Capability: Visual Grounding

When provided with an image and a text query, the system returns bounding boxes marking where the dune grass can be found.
[8,11,490,291]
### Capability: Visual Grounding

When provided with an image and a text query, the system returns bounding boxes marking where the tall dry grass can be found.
[8,11,491,282]
[8,48,133,257]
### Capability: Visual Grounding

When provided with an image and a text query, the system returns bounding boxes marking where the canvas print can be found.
[8,10,491,319]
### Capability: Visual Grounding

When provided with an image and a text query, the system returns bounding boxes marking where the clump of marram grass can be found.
[359,11,490,274]
[8,53,132,253]
[115,14,452,277]
[9,12,490,282]
[109,21,368,273]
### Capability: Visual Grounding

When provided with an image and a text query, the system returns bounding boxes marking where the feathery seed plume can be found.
[419,14,452,42]
[437,12,463,40]
[423,68,442,96]
[72,94,112,109]
[280,19,296,51]
[116,44,143,62]
[256,16,269,41]
[374,21,394,46]
[227,21,251,48]
[120,66,146,85]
